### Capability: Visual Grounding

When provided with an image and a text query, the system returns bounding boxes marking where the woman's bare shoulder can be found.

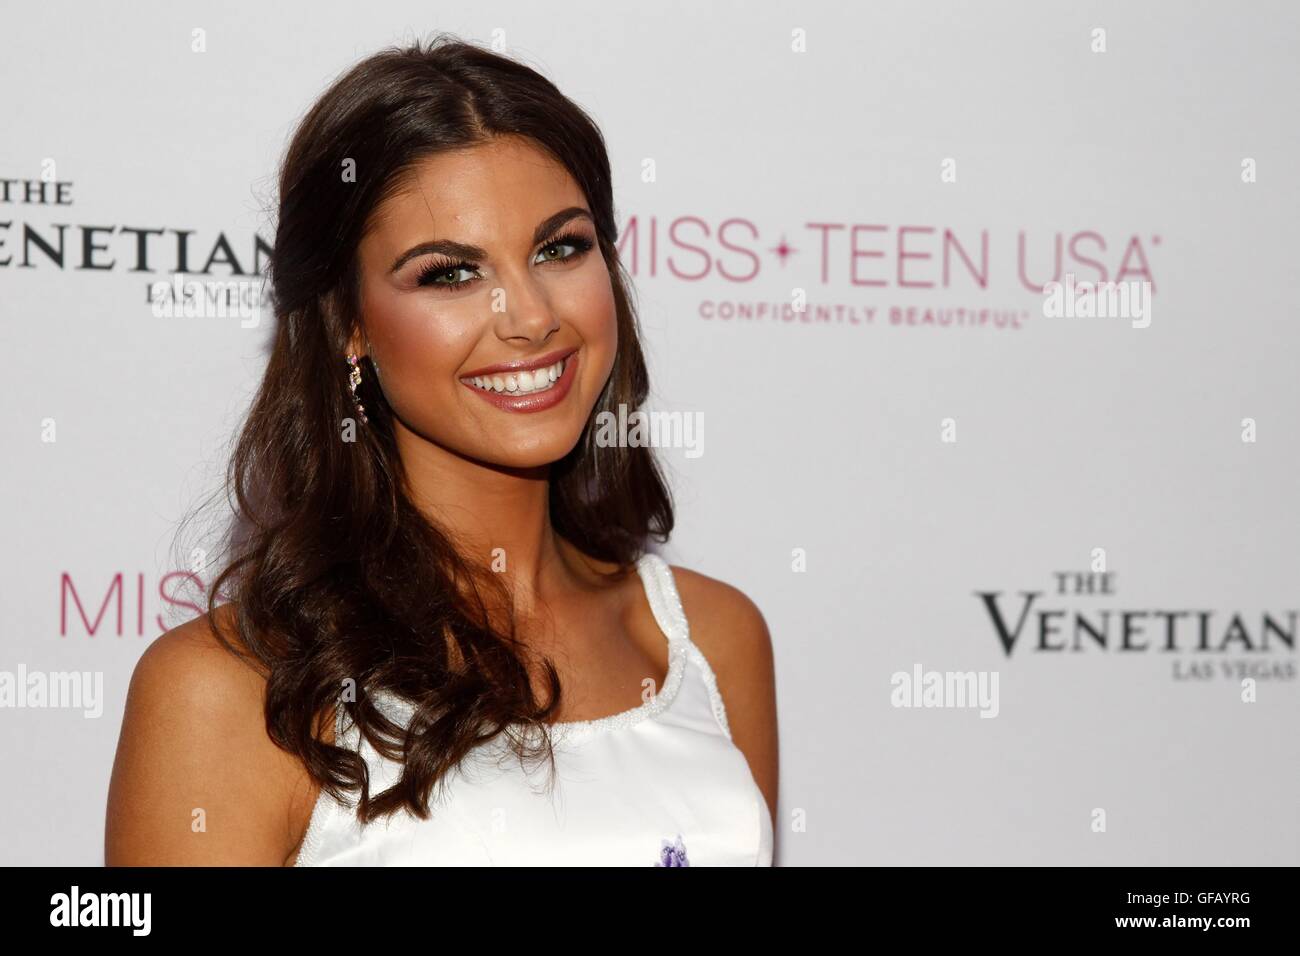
[105,605,320,866]
[662,563,773,669]
[135,603,261,681]
[664,562,778,822]
[660,561,775,714]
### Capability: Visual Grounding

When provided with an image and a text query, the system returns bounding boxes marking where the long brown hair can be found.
[182,34,673,823]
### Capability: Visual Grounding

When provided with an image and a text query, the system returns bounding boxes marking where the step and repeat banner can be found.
[2,2,1296,866]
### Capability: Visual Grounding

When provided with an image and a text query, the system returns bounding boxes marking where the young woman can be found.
[105,34,777,866]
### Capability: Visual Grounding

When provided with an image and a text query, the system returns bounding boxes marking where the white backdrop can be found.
[2,0,1297,866]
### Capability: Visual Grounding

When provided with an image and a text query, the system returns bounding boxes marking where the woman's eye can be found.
[418,264,477,288]
[417,236,590,289]
[535,240,578,263]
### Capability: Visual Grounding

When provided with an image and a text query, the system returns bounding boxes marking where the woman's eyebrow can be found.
[388,206,594,274]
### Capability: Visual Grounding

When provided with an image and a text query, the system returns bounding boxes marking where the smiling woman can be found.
[354,141,613,431]
[104,32,777,868]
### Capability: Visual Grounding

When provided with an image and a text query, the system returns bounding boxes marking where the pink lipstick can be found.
[459,347,579,413]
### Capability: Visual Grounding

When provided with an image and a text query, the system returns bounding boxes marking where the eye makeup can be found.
[415,230,596,291]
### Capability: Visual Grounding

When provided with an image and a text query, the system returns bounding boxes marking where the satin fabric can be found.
[295,553,773,866]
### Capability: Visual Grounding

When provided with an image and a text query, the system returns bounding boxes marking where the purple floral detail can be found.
[655,833,689,867]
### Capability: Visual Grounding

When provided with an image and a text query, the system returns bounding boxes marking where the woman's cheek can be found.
[573,273,618,381]
[367,298,479,410]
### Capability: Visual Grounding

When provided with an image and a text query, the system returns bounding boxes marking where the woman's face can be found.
[352,135,617,469]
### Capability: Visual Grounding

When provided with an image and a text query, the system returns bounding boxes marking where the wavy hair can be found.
[181,34,673,823]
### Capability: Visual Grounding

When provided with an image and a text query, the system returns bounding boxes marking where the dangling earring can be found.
[346,353,369,424]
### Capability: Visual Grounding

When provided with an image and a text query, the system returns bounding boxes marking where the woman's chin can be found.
[468,432,586,472]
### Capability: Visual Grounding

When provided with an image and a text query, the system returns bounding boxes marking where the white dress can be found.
[294,552,774,866]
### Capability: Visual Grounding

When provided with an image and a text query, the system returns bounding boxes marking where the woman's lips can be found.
[459,349,579,413]
[459,346,578,379]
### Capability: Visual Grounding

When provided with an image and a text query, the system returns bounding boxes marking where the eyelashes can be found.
[415,230,596,291]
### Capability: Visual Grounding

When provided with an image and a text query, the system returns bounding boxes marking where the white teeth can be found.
[468,357,567,395]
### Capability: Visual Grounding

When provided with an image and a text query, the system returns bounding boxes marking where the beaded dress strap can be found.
[637,552,734,740]
[636,553,690,646]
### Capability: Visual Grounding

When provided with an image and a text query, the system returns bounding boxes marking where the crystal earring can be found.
[346,353,369,424]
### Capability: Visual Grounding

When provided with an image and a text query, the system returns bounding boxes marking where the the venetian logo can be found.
[976,570,1295,682]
